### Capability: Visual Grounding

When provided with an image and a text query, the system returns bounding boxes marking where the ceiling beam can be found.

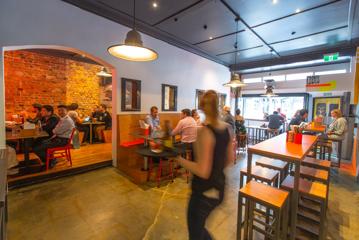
[219,0,280,57]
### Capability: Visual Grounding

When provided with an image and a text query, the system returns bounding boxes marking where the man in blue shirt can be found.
[145,106,160,133]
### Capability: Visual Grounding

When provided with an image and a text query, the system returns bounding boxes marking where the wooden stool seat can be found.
[302,157,331,171]
[240,180,289,209]
[240,165,279,188]
[281,175,327,200]
[299,166,329,184]
[255,157,289,182]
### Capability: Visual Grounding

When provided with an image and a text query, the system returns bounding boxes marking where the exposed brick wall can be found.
[4,50,106,119]
[66,60,101,116]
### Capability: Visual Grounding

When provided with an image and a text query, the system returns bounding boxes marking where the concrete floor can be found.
[7,154,359,240]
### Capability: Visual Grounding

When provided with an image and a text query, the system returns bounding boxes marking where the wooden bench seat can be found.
[255,157,289,182]
[240,165,279,188]
[299,166,329,184]
[281,175,327,201]
[302,157,331,171]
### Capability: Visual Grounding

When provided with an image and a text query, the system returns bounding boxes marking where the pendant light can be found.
[97,67,112,77]
[261,79,278,97]
[107,0,158,61]
[223,18,246,88]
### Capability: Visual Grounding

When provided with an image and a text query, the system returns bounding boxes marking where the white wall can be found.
[0,0,230,150]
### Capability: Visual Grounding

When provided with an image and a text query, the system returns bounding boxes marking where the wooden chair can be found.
[255,157,289,183]
[45,128,76,170]
[238,180,289,240]
[281,176,328,240]
[240,165,280,188]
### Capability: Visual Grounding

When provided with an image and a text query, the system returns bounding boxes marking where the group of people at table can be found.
[6,103,112,169]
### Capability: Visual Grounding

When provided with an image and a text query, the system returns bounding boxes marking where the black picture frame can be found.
[121,78,141,112]
[161,84,178,111]
[195,89,205,109]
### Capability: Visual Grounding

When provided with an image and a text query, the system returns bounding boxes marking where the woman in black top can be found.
[176,90,233,240]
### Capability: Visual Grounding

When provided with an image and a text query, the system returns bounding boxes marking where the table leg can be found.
[246,152,253,182]
[89,123,93,144]
[23,138,30,167]
[290,161,300,240]
[143,156,148,171]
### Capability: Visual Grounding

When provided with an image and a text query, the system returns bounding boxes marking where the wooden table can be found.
[304,123,326,133]
[80,121,105,144]
[6,130,49,166]
[239,133,318,240]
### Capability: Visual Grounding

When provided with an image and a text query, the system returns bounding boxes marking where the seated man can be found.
[95,104,112,142]
[33,104,75,168]
[145,106,161,136]
[41,105,59,137]
[68,103,90,144]
[222,106,235,133]
[171,109,197,145]
[267,111,284,133]
[26,103,43,124]
[288,109,308,129]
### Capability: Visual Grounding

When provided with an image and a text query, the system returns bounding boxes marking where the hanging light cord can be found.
[234,18,239,66]
[133,0,136,30]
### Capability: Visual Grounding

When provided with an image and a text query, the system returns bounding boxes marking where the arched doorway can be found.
[2,45,117,185]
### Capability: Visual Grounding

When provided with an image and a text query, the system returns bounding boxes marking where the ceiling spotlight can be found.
[308,37,312,41]
[295,8,301,13]
[152,2,158,8]
[209,36,213,40]
[291,31,296,35]
[97,67,112,77]
[272,0,278,4]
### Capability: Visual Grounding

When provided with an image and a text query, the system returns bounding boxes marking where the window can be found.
[314,69,346,76]
[286,72,313,81]
[240,95,306,120]
[263,75,285,82]
[243,77,262,83]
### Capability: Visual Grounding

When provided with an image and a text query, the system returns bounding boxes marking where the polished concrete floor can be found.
[7,154,359,240]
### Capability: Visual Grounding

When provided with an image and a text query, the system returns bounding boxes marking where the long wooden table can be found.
[238,133,318,240]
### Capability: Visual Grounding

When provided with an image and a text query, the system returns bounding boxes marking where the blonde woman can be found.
[175,90,233,240]
[326,109,347,140]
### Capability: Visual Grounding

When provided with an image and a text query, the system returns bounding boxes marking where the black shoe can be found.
[49,158,58,169]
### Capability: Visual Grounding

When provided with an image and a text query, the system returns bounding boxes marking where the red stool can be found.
[45,128,76,170]
[148,157,175,187]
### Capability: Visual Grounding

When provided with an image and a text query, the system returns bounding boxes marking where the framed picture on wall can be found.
[195,89,205,109]
[121,78,141,111]
[313,96,341,124]
[161,84,177,111]
[218,93,227,111]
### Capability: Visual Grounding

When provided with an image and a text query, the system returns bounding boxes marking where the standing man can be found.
[33,105,75,168]
[145,106,161,134]
[222,105,235,133]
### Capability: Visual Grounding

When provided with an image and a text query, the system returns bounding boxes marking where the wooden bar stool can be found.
[238,180,289,240]
[299,166,329,185]
[240,165,280,188]
[148,158,175,187]
[302,157,331,171]
[255,157,289,183]
[281,176,328,240]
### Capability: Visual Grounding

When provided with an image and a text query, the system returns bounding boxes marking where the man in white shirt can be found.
[33,104,75,168]
[171,109,197,144]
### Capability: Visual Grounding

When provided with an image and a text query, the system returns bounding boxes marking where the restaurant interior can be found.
[0,0,359,239]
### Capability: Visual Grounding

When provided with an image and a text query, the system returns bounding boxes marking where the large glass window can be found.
[238,95,306,120]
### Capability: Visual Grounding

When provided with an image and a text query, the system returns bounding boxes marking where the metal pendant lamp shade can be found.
[260,87,278,97]
[223,19,245,88]
[96,67,112,77]
[261,79,278,97]
[107,0,158,61]
[223,72,246,88]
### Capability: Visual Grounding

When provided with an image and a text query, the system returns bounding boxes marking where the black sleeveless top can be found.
[191,124,230,197]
